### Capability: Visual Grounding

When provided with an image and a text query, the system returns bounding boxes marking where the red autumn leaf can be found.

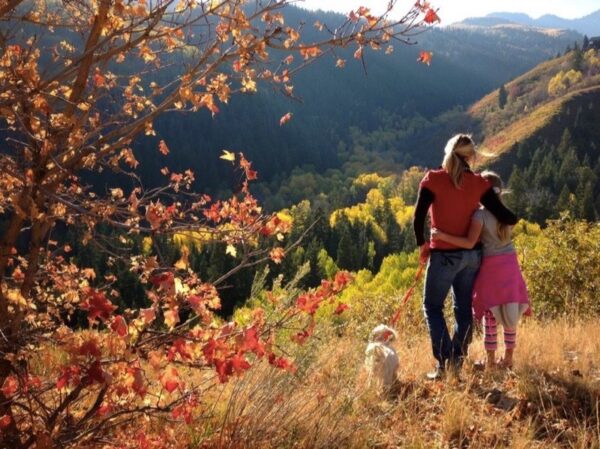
[172,394,198,424]
[423,8,440,24]
[158,139,170,155]
[268,353,296,374]
[1,376,18,398]
[417,51,433,66]
[83,360,106,385]
[334,303,350,315]
[214,358,233,383]
[0,414,11,429]
[97,402,113,416]
[333,271,354,291]
[78,338,102,358]
[160,366,180,393]
[296,293,322,315]
[279,112,293,126]
[140,307,156,324]
[167,338,192,361]
[110,315,128,337]
[150,271,175,292]
[269,247,285,264]
[93,68,105,88]
[80,288,117,323]
[238,326,265,357]
[291,321,315,345]
[129,365,147,398]
[57,365,81,390]
[231,352,251,375]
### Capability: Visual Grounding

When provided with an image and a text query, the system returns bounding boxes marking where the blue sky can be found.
[299,0,600,26]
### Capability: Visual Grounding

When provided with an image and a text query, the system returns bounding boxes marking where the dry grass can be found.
[189,319,600,448]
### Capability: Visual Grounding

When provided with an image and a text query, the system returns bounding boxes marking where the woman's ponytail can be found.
[442,134,476,188]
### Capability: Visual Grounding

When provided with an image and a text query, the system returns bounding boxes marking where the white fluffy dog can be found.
[364,324,400,394]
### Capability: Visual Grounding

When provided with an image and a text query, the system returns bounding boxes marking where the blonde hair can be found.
[481,170,512,243]
[442,134,476,187]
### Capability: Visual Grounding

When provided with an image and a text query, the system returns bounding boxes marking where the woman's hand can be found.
[431,227,444,239]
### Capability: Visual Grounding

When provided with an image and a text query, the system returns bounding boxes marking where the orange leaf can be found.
[158,139,170,156]
[279,112,293,126]
[110,315,128,337]
[160,366,180,393]
[269,247,285,264]
[424,8,440,24]
[0,415,11,429]
[417,51,433,65]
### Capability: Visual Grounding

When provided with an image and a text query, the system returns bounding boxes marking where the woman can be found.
[413,134,518,379]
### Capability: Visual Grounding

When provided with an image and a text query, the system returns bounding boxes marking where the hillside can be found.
[54,6,579,193]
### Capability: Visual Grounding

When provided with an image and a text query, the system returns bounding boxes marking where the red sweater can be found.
[419,169,491,250]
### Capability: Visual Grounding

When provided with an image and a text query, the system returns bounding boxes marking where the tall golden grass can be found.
[188,319,600,448]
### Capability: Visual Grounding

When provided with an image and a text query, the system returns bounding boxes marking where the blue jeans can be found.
[423,249,482,368]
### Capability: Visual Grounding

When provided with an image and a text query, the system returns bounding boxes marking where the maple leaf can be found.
[164,306,180,329]
[417,51,433,65]
[80,288,117,323]
[238,326,265,357]
[78,338,102,358]
[220,150,236,162]
[296,293,322,315]
[279,112,293,126]
[0,415,11,429]
[354,46,363,60]
[110,315,128,337]
[160,366,180,393]
[93,68,105,88]
[158,140,170,155]
[129,366,147,398]
[225,244,237,257]
[1,376,18,398]
[57,365,81,390]
[83,360,106,385]
[167,338,192,361]
[269,247,285,264]
[214,358,234,383]
[334,303,350,315]
[423,8,440,24]
[231,352,251,375]
[268,353,296,373]
[140,307,156,324]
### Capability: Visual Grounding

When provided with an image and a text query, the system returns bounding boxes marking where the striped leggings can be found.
[483,310,516,351]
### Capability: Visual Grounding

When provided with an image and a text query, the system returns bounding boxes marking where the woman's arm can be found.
[431,219,483,249]
[413,187,434,246]
[481,189,518,225]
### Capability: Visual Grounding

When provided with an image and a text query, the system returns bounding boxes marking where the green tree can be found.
[498,83,508,109]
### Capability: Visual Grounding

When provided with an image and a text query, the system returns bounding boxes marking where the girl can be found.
[413,135,518,379]
[432,171,530,369]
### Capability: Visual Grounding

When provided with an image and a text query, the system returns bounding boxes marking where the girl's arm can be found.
[431,219,483,249]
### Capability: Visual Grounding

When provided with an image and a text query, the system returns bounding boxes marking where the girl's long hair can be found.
[481,170,512,243]
[442,134,476,188]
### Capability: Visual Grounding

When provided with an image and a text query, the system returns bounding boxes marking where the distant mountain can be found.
[468,10,600,36]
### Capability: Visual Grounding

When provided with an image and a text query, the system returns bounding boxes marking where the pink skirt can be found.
[472,252,531,321]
